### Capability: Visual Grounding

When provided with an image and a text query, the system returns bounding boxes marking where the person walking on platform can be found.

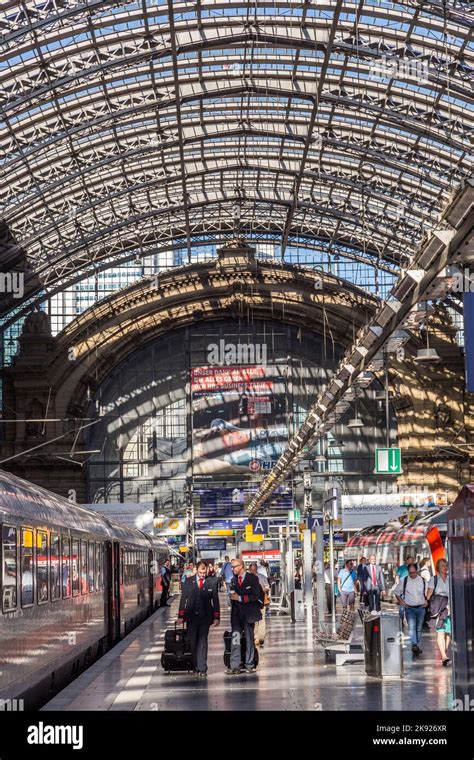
[226,557,262,675]
[249,562,269,648]
[207,561,216,578]
[426,558,451,666]
[395,563,427,655]
[337,559,358,611]
[395,555,415,628]
[178,560,220,677]
[221,555,234,606]
[362,554,385,612]
[181,562,195,586]
[323,562,333,614]
[356,556,367,604]
[419,558,432,630]
[160,560,172,607]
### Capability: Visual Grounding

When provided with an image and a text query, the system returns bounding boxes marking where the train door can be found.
[148,549,154,612]
[107,541,121,644]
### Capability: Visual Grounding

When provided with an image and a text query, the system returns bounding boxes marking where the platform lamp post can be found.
[185,477,195,563]
[302,470,314,621]
[384,349,390,449]
[324,486,340,636]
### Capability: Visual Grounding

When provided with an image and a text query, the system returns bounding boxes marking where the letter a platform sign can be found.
[375,447,402,474]
[250,518,269,535]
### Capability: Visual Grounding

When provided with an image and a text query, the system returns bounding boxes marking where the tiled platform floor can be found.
[42,592,453,711]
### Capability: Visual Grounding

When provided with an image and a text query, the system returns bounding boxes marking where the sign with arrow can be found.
[375,447,402,474]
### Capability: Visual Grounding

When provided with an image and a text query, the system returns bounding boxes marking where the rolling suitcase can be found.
[161,622,193,673]
[223,630,259,669]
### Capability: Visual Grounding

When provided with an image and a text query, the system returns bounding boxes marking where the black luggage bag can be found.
[223,630,259,669]
[161,622,194,673]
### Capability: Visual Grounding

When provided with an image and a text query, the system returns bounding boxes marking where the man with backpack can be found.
[337,559,359,611]
[395,563,428,655]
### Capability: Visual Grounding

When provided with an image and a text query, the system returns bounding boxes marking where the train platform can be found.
[42,591,453,712]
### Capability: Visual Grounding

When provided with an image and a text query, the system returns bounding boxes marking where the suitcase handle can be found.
[175,620,186,630]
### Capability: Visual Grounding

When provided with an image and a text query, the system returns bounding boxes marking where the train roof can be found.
[0,469,167,550]
[347,506,450,546]
[447,484,474,538]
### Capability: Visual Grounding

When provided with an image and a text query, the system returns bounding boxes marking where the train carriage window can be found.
[37,531,49,604]
[95,544,102,591]
[80,540,88,594]
[62,536,71,598]
[101,544,105,589]
[2,525,17,612]
[88,542,95,592]
[71,539,80,596]
[21,528,34,607]
[51,534,61,601]
[121,549,124,584]
[123,550,128,584]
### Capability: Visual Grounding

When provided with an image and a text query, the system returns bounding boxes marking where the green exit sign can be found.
[288,509,301,522]
[376,447,402,474]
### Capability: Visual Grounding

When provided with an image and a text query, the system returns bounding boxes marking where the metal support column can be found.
[315,525,325,625]
[328,517,336,636]
[277,528,290,614]
[303,528,313,624]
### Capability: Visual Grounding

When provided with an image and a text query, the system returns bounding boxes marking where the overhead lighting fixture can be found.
[415,348,441,362]
[347,417,365,429]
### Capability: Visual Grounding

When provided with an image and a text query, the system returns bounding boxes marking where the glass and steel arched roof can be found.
[1,0,473,318]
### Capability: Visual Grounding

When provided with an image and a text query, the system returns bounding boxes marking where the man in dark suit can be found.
[227,557,263,675]
[160,560,171,607]
[178,560,220,677]
[356,556,367,604]
[362,554,385,612]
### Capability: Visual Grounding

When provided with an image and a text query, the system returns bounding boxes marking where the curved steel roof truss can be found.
[1,0,473,318]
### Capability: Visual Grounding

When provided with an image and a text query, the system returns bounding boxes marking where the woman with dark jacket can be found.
[426,558,451,666]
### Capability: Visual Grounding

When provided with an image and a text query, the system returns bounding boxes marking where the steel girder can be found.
[248,178,474,514]
[1,0,473,317]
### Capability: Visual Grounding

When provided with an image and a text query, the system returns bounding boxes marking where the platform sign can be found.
[375,447,402,474]
[250,518,269,535]
[197,538,227,551]
[196,518,247,530]
[288,508,300,523]
[244,524,264,542]
[307,516,323,530]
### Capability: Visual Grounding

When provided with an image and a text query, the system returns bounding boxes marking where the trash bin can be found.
[290,589,304,622]
[364,613,403,677]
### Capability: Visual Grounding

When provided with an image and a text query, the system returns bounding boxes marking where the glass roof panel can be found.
[1,0,472,322]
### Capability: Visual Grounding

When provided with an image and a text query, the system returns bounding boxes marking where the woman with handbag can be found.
[426,558,451,666]
[249,562,270,648]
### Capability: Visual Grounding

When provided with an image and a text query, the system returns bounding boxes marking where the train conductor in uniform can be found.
[227,556,263,674]
[178,560,220,677]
